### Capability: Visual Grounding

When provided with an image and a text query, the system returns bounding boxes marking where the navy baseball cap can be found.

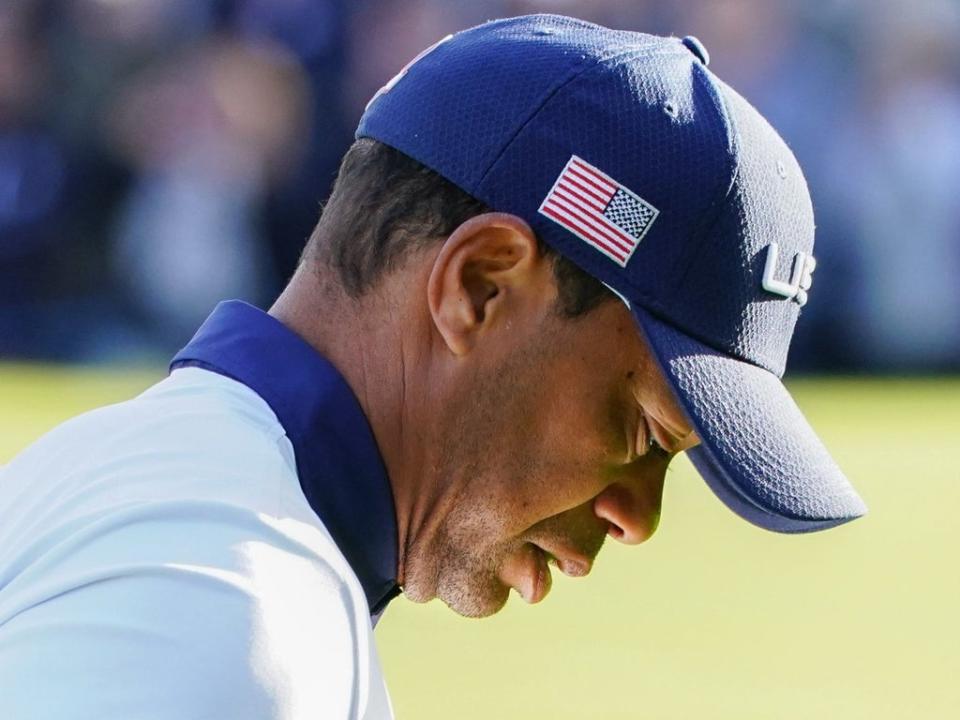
[357,14,866,533]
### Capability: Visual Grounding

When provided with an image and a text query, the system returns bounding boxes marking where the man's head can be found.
[299,138,697,616]
[303,137,614,317]
[279,13,866,618]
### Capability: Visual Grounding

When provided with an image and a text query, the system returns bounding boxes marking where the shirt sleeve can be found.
[0,499,374,720]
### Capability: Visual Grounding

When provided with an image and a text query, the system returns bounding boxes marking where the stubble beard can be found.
[400,343,541,618]
[400,470,519,618]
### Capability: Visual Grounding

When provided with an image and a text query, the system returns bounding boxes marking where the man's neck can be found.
[269,265,440,586]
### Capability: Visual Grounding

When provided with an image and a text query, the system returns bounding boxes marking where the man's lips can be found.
[499,543,552,604]
[536,538,595,578]
[499,540,596,604]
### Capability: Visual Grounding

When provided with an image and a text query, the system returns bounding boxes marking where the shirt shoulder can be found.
[1,368,314,544]
[0,501,385,719]
[0,368,392,719]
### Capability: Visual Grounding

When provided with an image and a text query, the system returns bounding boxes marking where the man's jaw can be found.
[415,521,605,615]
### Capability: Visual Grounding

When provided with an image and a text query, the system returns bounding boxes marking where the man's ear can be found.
[427,212,549,356]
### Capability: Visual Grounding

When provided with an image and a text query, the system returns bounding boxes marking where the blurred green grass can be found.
[1,364,958,719]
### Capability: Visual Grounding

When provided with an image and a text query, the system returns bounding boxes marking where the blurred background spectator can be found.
[0,0,955,371]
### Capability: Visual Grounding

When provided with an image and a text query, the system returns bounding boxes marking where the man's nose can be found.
[592,461,667,544]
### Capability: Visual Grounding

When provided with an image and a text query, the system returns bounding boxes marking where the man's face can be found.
[404,296,699,617]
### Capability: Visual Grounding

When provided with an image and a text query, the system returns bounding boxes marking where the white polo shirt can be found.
[0,301,400,719]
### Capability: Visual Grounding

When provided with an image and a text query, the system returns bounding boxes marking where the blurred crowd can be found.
[1,0,958,371]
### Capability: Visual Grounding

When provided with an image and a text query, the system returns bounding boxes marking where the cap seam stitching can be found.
[671,66,743,295]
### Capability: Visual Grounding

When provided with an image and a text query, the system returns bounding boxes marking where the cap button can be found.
[681,35,710,66]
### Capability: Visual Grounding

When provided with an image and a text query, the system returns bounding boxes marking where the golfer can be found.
[0,14,866,719]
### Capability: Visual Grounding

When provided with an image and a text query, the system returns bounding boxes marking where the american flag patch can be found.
[538,156,659,267]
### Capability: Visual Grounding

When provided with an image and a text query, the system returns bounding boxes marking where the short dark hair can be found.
[304,138,614,317]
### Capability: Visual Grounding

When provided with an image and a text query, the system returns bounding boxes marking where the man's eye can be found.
[640,414,671,459]
[648,436,670,459]
[637,413,667,458]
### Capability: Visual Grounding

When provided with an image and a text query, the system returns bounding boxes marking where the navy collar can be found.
[170,300,400,618]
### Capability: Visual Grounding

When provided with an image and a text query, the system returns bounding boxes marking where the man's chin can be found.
[400,567,511,618]
[401,532,522,617]
[439,581,511,619]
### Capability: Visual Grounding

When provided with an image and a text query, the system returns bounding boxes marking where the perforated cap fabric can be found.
[635,308,867,531]
[357,13,866,532]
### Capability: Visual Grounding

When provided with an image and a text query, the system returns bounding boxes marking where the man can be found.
[0,14,866,719]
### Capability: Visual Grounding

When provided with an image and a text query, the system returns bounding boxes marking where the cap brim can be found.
[631,307,867,533]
